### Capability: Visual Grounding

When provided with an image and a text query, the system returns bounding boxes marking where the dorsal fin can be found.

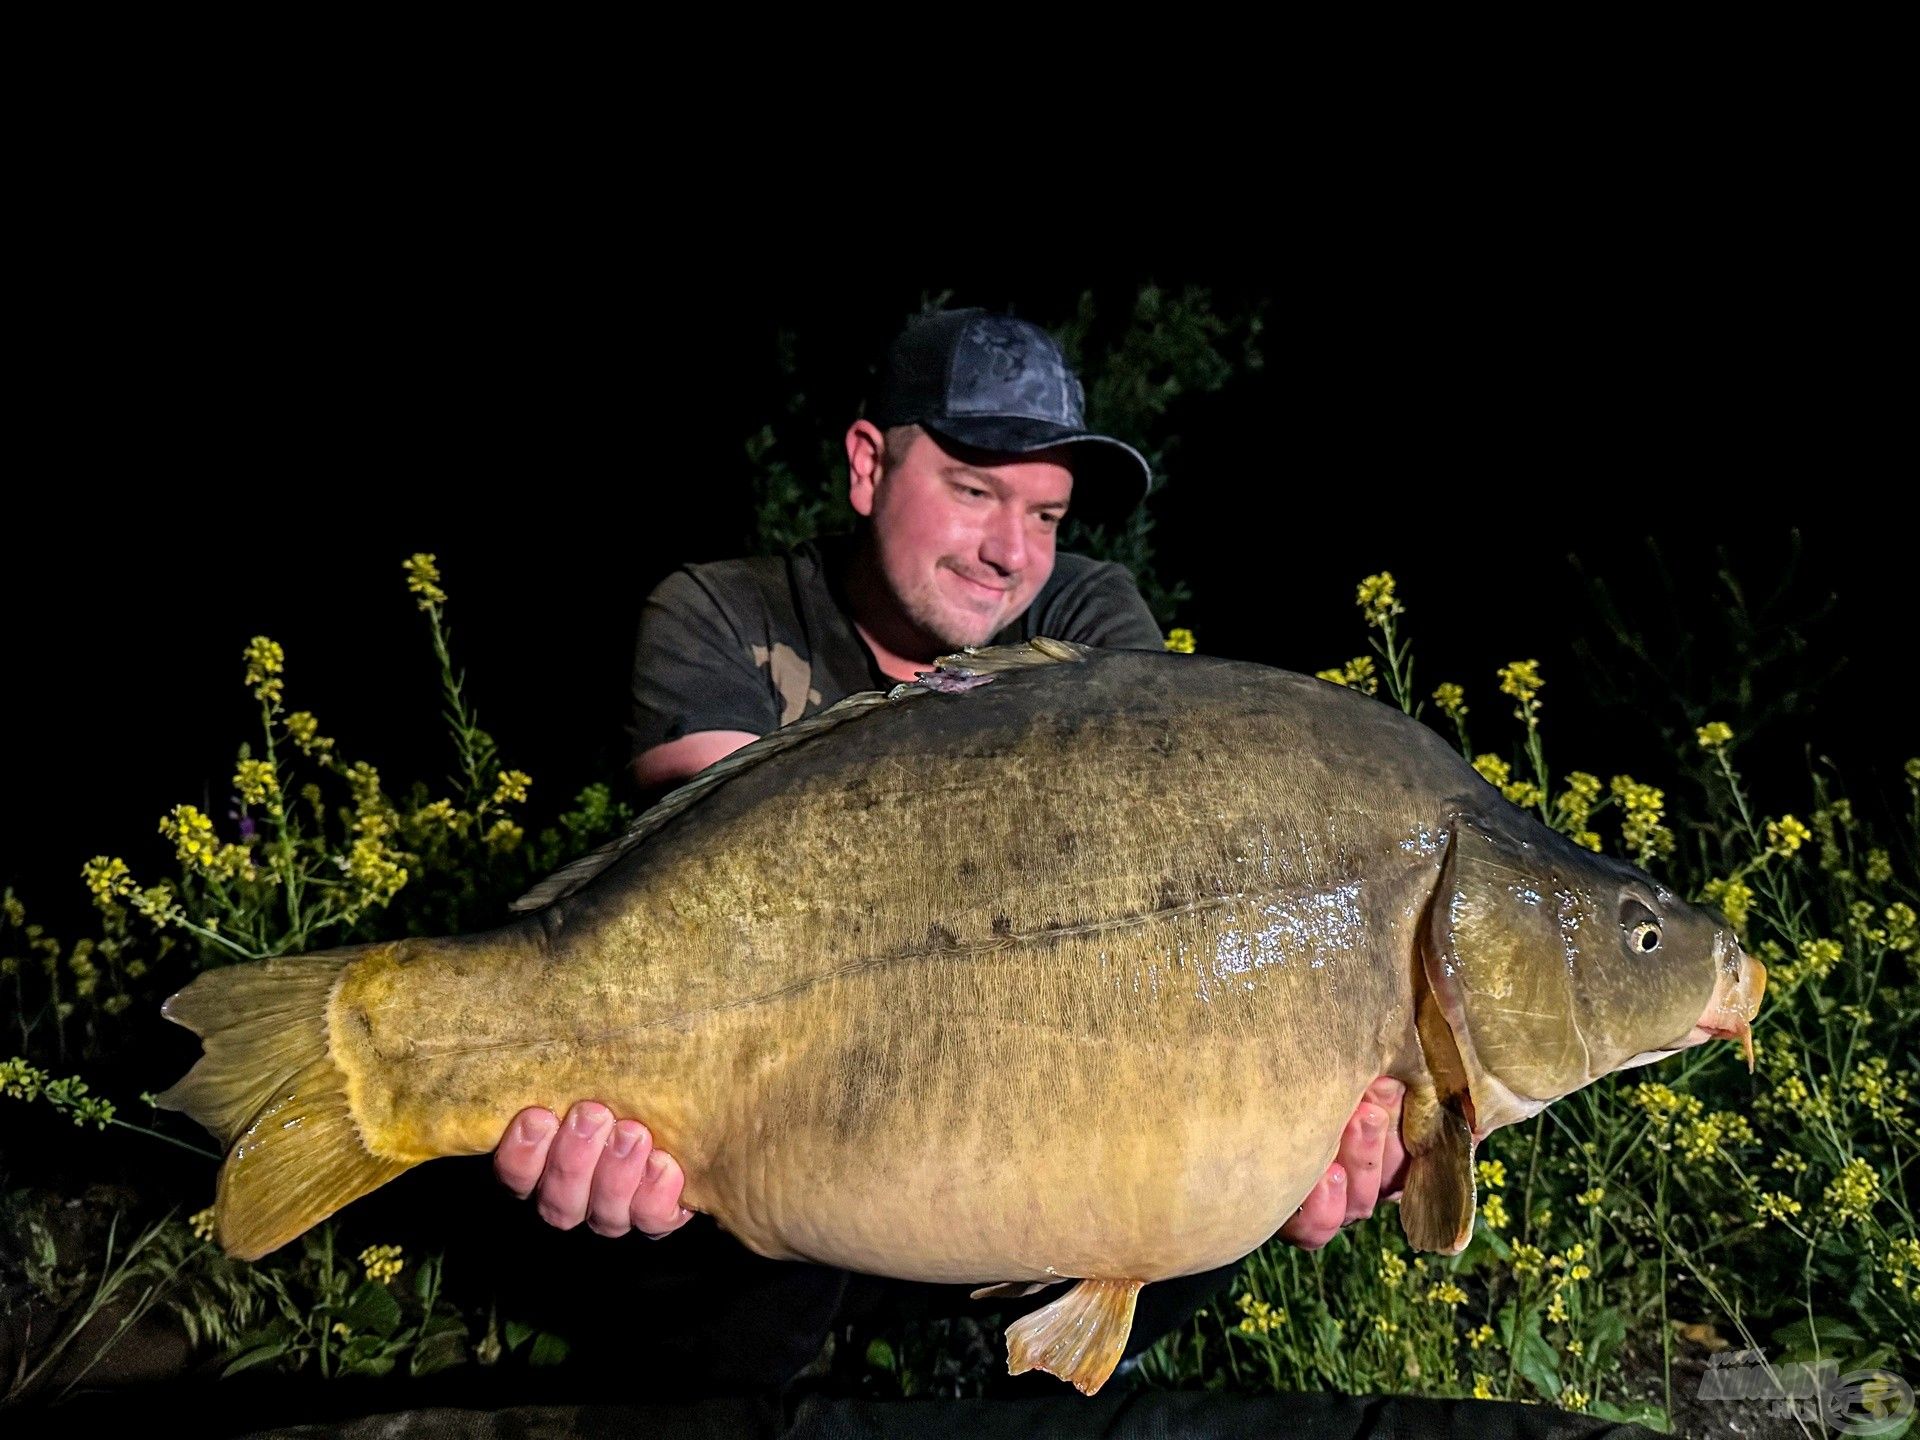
[508,638,1092,915]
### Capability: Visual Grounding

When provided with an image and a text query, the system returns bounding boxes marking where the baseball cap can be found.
[868,308,1152,524]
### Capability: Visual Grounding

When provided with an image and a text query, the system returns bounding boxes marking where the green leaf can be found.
[343,1280,403,1338]
[503,1318,534,1353]
[410,1329,468,1377]
[1771,1315,1863,1359]
[865,1338,896,1372]
[529,1332,570,1367]
[412,1257,439,1304]
[1499,1301,1561,1401]
[224,1341,291,1377]
[1588,1309,1629,1372]
[1587,1399,1670,1430]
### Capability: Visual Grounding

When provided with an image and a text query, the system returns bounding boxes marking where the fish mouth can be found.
[1666,936,1769,1072]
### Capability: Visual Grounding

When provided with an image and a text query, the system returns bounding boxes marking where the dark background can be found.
[5,218,1911,937]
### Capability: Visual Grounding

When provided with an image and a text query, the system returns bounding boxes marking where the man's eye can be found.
[1038,512,1065,527]
[954,484,989,500]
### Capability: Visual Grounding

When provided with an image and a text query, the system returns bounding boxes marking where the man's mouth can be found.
[944,566,1012,601]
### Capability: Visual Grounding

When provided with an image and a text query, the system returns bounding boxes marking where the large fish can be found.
[158,641,1764,1394]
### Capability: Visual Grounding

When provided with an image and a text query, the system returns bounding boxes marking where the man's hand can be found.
[1277,1078,1408,1251]
[493,1101,694,1239]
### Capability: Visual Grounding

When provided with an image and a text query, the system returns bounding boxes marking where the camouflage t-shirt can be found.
[628,534,1163,756]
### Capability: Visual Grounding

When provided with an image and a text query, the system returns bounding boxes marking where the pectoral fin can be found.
[1003,1276,1143,1395]
[1399,1081,1477,1254]
[971,1280,1059,1301]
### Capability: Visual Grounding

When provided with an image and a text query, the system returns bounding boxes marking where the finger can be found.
[584,1120,656,1238]
[630,1146,693,1239]
[1366,1078,1410,1201]
[1278,1164,1346,1251]
[535,1101,612,1231]
[1340,1101,1389,1224]
[493,1108,559,1200]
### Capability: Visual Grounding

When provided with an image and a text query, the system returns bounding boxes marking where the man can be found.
[491,309,1409,1384]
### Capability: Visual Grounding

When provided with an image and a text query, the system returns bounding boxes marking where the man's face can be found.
[852,426,1072,651]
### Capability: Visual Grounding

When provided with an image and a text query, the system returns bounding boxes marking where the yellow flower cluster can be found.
[1545,1292,1568,1324]
[359,1243,405,1284]
[1432,683,1467,721]
[1811,800,1855,877]
[492,769,533,806]
[1883,1237,1920,1295]
[243,635,285,706]
[1510,1243,1545,1278]
[1473,754,1510,787]
[160,805,255,884]
[1696,721,1734,751]
[483,819,525,854]
[1235,1293,1286,1335]
[234,758,278,808]
[83,856,135,903]
[1699,877,1753,935]
[1885,903,1917,953]
[1357,573,1402,629]
[1425,1281,1468,1308]
[1561,1389,1590,1412]
[1765,815,1811,857]
[1629,1082,1705,1129]
[1822,1158,1880,1227]
[405,553,447,609]
[411,798,475,838]
[1611,776,1675,863]
[347,837,408,906]
[284,711,336,765]
[1553,772,1602,836]
[1315,657,1379,695]
[190,1207,217,1243]
[1576,1186,1606,1208]
[1676,1111,1757,1165]
[1849,1057,1911,1123]
[1865,849,1893,885]
[1379,1251,1408,1288]
[2,1056,48,1099]
[1476,1159,1506,1190]
[1772,1149,1810,1175]
[1472,1375,1496,1400]
[1754,1191,1803,1225]
[4,895,24,927]
[1467,1323,1496,1350]
[1374,1316,1399,1336]
[1479,1193,1509,1229]
[1497,659,1543,709]
[1163,627,1196,654]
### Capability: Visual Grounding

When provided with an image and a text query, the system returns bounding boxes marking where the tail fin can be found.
[156,950,414,1262]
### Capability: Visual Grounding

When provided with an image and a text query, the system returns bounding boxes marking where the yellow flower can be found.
[190,1207,217,1243]
[1546,1292,1568,1325]
[1567,1340,1584,1357]
[359,1243,405,1284]
[1497,660,1543,706]
[1561,1388,1589,1412]
[1864,849,1892,885]
[1577,1186,1606,1207]
[242,636,285,706]
[1472,754,1511,788]
[1479,1193,1509,1230]
[1822,1158,1880,1227]
[332,1322,352,1340]
[404,553,447,609]
[1234,1293,1286,1335]
[1511,1243,1544,1278]
[1611,776,1676,865]
[2,895,23,928]
[1425,1281,1468,1308]
[159,806,255,884]
[483,819,525,854]
[1472,1375,1496,1400]
[1572,831,1602,853]
[83,856,135,903]
[1883,1237,1920,1294]
[1676,1111,1757,1166]
[346,837,408,906]
[1374,1316,1399,1335]
[1432,683,1467,721]
[1379,1251,1408,1288]
[1568,1264,1592,1282]
[1886,903,1917,954]
[284,711,336,764]
[492,769,533,807]
[1476,1159,1506,1190]
[1765,815,1811,857]
[1316,657,1379,696]
[1907,758,1920,782]
[1357,572,1402,629]
[234,758,279,808]
[1467,1324,1496,1350]
[1696,721,1734,751]
[1501,780,1544,809]
[1699,877,1753,935]
[1849,1057,1911,1122]
[1755,1191,1803,1225]
[1164,627,1196,654]
[1771,1150,1810,1175]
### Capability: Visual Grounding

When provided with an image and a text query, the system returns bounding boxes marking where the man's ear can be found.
[846,420,887,518]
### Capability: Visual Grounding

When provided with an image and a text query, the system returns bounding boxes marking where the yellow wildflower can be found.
[1765,815,1811,857]
[243,636,285,706]
[346,837,408,906]
[1567,1340,1584,1357]
[1849,1057,1910,1122]
[159,805,255,884]
[284,711,336,764]
[1755,1191,1803,1224]
[1611,775,1675,864]
[1476,1159,1506,1190]
[1568,1264,1592,1282]
[3,895,23,928]
[1479,1193,1509,1230]
[190,1207,217,1242]
[1467,1323,1496,1350]
[332,1322,352,1340]
[1864,849,1892,885]
[483,819,525,853]
[1511,1243,1544,1278]
[492,769,533,806]
[359,1243,405,1284]
[1572,831,1601,852]
[1822,1158,1880,1227]
[1234,1293,1286,1335]
[1676,1111,1757,1165]
[1379,1251,1408,1288]
[404,553,447,609]
[1472,754,1511,788]
[1425,1281,1468,1308]
[1577,1186,1606,1207]
[1357,572,1401,628]
[1,1057,49,1099]
[1561,1388,1589,1412]
[1886,903,1917,953]
[1432,683,1467,721]
[1501,780,1545,809]
[1546,1292,1568,1324]
[83,856,135,903]
[1316,657,1379,695]
[234,758,278,808]
[1771,1150,1809,1175]
[1497,660,1543,707]
[1699,878,1752,935]
[1883,1237,1920,1294]
[1472,1375,1496,1400]
[1696,721,1734,751]
[1374,1316,1399,1336]
[1164,627,1196,654]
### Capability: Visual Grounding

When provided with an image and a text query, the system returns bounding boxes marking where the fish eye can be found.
[1620,897,1662,954]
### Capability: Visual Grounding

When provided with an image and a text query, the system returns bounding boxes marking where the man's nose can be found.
[977,503,1027,574]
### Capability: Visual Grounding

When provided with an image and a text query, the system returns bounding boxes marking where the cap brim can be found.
[920,417,1151,527]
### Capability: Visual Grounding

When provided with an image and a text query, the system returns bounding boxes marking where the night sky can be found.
[7,244,1910,938]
